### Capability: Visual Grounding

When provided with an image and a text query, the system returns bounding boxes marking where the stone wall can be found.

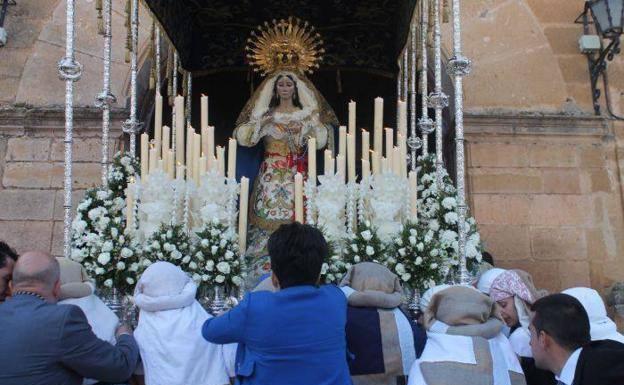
[0,107,124,255]
[466,114,624,292]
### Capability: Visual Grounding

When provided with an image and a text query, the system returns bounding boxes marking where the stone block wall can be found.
[466,114,624,293]
[0,107,124,255]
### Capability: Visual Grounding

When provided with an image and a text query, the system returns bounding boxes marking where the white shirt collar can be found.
[556,348,582,385]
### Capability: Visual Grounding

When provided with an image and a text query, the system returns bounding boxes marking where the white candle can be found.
[207,126,215,169]
[238,177,249,253]
[140,133,149,179]
[308,137,316,184]
[398,100,407,138]
[176,164,185,181]
[381,157,388,174]
[149,145,157,174]
[199,156,206,184]
[162,125,170,156]
[217,146,225,176]
[374,97,383,152]
[125,181,135,232]
[201,94,208,130]
[174,95,185,167]
[409,170,418,220]
[324,149,333,175]
[336,154,345,182]
[362,159,370,181]
[348,101,356,135]
[154,92,163,158]
[385,128,394,165]
[361,129,370,162]
[186,127,193,176]
[294,173,304,223]
[167,149,174,179]
[193,133,201,184]
[227,138,237,179]
[393,146,401,175]
[371,150,380,175]
[338,126,347,178]
[347,133,356,183]
[157,159,164,172]
[399,133,408,177]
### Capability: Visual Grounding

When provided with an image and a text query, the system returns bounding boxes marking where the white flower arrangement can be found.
[193,221,245,292]
[328,221,387,281]
[70,152,140,293]
[141,223,192,273]
[319,235,347,284]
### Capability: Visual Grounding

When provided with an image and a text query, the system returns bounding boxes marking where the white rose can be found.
[172,250,182,260]
[395,238,403,246]
[121,247,133,258]
[415,257,423,265]
[189,262,198,270]
[201,239,210,247]
[101,241,113,252]
[365,246,375,256]
[192,273,201,282]
[142,259,152,267]
[430,263,438,269]
[166,230,173,238]
[416,243,424,252]
[95,267,105,275]
[401,273,412,282]
[205,260,215,271]
[215,275,226,284]
[225,250,234,260]
[219,239,227,248]
[409,228,417,236]
[202,274,209,281]
[395,263,406,275]
[116,261,126,270]
[409,236,417,246]
[126,277,135,285]
[151,241,160,250]
[129,263,139,272]
[398,248,406,257]
[104,279,113,287]
[97,253,111,265]
[353,255,361,263]
[163,243,173,252]
[217,262,231,274]
[211,246,218,255]
[351,244,358,253]
[360,230,372,241]
[232,275,244,287]
[182,255,191,264]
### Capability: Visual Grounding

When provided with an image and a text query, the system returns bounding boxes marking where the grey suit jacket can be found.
[0,293,139,385]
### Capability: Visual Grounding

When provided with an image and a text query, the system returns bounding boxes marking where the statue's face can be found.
[276,76,295,100]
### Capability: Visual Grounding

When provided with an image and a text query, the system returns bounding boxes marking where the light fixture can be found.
[576,0,624,118]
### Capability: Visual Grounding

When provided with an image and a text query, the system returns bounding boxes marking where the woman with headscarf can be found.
[134,261,229,385]
[562,287,624,344]
[489,270,555,385]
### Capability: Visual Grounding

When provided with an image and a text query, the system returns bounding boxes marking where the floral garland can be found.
[386,221,445,292]
[193,221,245,291]
[70,152,140,293]
[417,154,483,280]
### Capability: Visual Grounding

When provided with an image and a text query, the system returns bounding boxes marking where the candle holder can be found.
[304,179,316,225]
[357,177,370,225]
[225,177,240,231]
[210,285,228,316]
[346,182,358,236]
[407,288,421,320]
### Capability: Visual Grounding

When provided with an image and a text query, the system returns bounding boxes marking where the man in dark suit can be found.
[203,222,352,385]
[0,251,140,385]
[529,293,624,385]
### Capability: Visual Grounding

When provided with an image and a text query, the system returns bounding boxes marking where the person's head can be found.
[490,270,536,327]
[269,73,302,108]
[562,287,624,343]
[529,294,591,374]
[10,251,61,303]
[57,257,93,300]
[268,222,327,289]
[481,251,494,266]
[0,241,19,302]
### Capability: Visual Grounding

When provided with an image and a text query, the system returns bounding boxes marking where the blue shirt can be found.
[203,284,352,385]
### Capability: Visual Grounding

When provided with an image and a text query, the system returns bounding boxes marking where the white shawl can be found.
[134,262,229,385]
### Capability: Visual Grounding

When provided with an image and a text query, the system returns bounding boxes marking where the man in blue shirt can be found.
[203,222,352,385]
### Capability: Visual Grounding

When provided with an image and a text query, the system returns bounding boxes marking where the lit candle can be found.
[347,133,356,183]
[374,97,383,152]
[217,146,225,176]
[361,129,370,162]
[408,170,418,220]
[371,150,380,175]
[294,172,304,222]
[393,146,401,175]
[201,94,209,130]
[207,126,215,169]
[162,125,170,156]
[193,133,201,184]
[308,137,316,184]
[324,149,333,175]
[338,126,347,177]
[385,128,394,165]
[336,154,345,182]
[154,92,163,158]
[238,177,249,253]
[140,133,149,179]
[125,180,135,232]
[174,95,185,167]
[362,159,370,181]
[227,138,237,179]
[348,101,356,135]
[398,100,407,138]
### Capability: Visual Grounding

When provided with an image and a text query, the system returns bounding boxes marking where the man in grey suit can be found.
[0,251,140,385]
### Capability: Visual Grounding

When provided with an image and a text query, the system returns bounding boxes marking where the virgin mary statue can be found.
[234,18,338,272]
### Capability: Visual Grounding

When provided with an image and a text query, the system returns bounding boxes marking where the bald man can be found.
[0,252,139,385]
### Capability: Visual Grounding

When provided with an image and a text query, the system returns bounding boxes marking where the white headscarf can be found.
[134,262,229,385]
[249,71,320,121]
[420,284,452,311]
[563,287,624,344]
[476,268,506,294]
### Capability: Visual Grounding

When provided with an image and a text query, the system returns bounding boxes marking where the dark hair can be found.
[481,251,494,266]
[268,74,303,109]
[0,241,18,269]
[531,293,591,351]
[268,222,327,288]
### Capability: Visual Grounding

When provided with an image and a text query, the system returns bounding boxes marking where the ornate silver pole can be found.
[428,0,449,189]
[122,0,143,156]
[58,0,82,258]
[96,0,116,185]
[408,23,422,171]
[397,52,403,127]
[172,52,178,154]
[418,0,434,155]
[403,49,409,102]
[186,71,192,128]
[448,0,472,285]
[155,25,161,91]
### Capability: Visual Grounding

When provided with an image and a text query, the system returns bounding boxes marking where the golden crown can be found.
[245,17,325,76]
